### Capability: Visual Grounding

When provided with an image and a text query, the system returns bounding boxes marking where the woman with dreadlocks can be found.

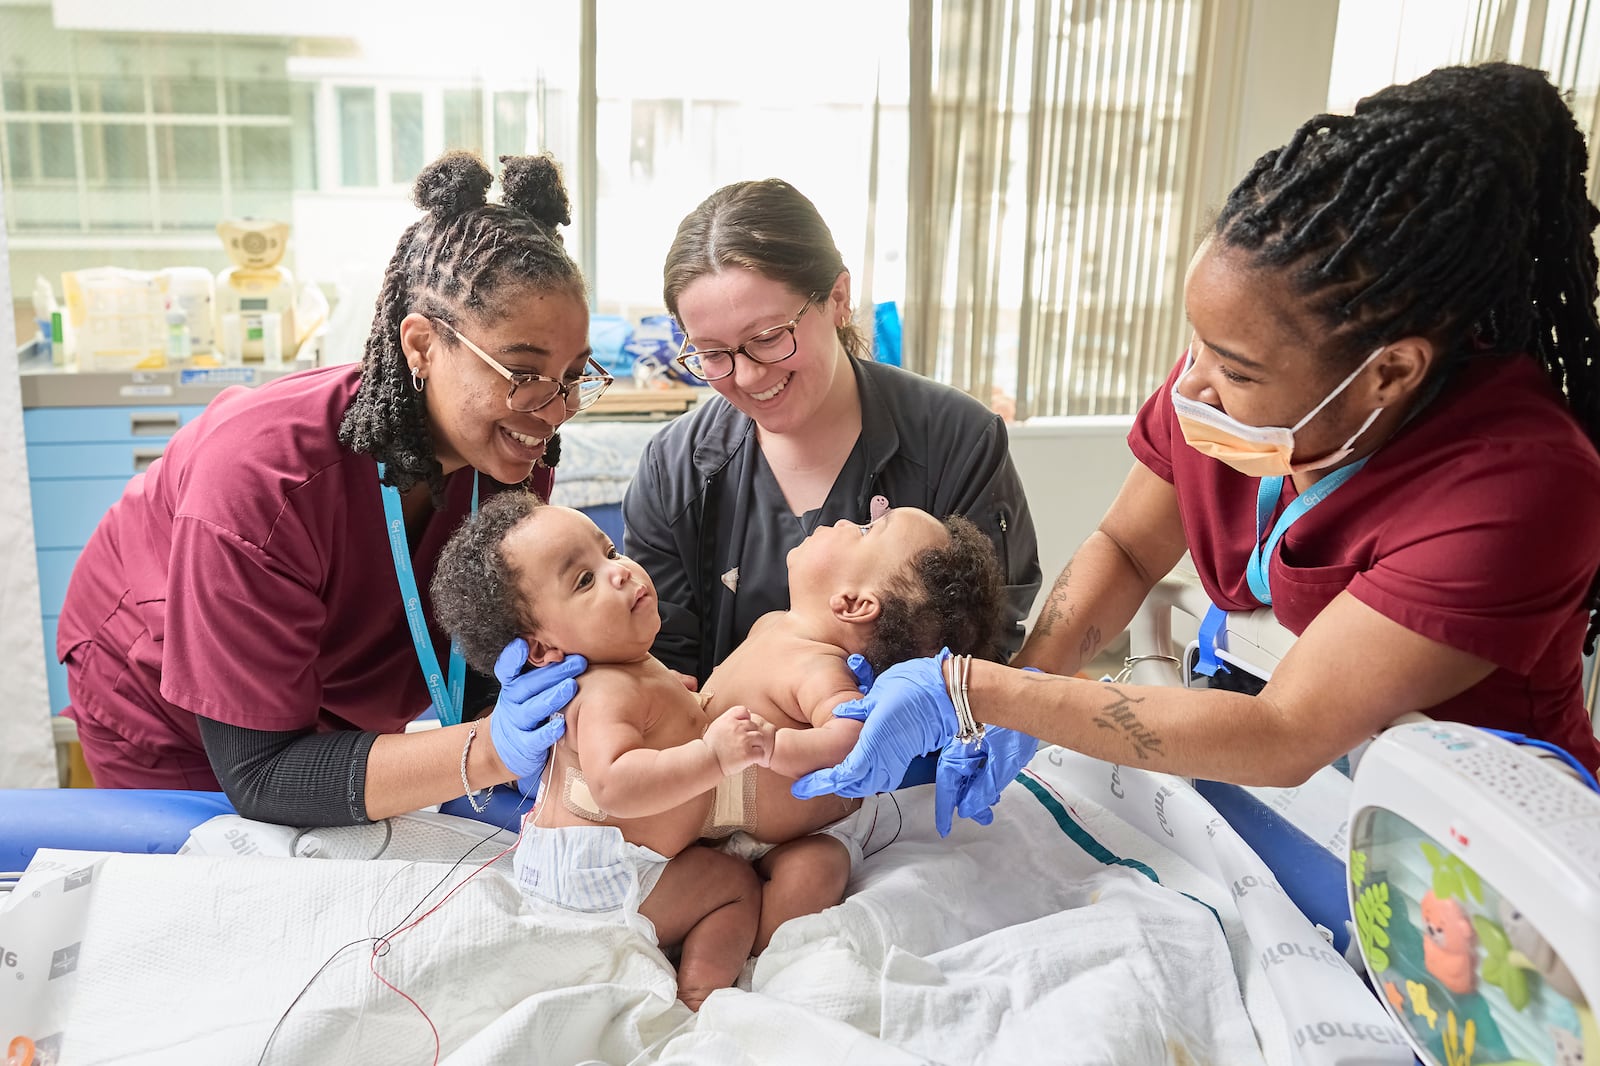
[57,150,606,824]
[792,62,1600,823]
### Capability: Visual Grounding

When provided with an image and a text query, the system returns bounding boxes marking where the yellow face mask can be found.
[1171,345,1386,478]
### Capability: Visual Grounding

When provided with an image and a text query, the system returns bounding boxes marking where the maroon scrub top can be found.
[1131,351,1600,772]
[58,364,555,788]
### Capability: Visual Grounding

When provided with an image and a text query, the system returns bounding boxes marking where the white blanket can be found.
[0,751,1402,1065]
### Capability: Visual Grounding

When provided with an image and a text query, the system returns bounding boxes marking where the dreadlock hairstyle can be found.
[432,489,548,676]
[338,151,586,505]
[864,515,1007,674]
[1212,61,1600,648]
[662,178,870,359]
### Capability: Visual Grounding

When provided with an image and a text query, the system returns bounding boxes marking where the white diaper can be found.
[717,794,888,871]
[513,824,669,940]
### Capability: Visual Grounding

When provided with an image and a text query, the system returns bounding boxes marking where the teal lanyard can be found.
[378,463,478,726]
[1245,458,1368,606]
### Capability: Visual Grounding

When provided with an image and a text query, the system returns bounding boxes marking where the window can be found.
[590,0,906,317]
[337,87,378,187]
[443,89,484,156]
[390,92,424,185]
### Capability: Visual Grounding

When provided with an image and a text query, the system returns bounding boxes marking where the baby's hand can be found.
[703,706,773,775]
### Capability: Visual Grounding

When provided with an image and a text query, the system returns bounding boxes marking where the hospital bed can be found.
[2,571,1592,1066]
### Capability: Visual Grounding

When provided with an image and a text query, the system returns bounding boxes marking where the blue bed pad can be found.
[0,755,944,871]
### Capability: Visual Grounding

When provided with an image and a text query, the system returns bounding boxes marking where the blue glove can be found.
[792,651,956,800]
[845,653,875,694]
[488,638,585,791]
[944,668,1043,826]
[934,738,987,836]
[947,726,1040,830]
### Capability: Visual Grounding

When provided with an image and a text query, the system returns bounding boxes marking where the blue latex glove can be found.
[488,638,585,791]
[934,739,987,837]
[845,653,875,694]
[792,650,956,800]
[947,725,1041,829]
[945,668,1043,825]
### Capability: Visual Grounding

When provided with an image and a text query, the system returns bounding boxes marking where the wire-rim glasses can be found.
[673,298,816,382]
[431,317,613,413]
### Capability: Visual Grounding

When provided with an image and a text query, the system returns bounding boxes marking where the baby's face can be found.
[787,506,947,589]
[504,506,660,663]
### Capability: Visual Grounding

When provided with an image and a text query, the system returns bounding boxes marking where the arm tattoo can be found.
[1079,625,1102,662]
[1091,686,1165,762]
[1032,563,1074,637]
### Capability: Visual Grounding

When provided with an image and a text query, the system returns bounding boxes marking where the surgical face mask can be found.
[1172,344,1386,478]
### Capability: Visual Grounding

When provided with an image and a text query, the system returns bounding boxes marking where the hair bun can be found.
[498,154,572,228]
[413,151,494,218]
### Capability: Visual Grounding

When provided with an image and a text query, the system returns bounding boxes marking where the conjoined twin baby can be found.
[433,492,1004,1009]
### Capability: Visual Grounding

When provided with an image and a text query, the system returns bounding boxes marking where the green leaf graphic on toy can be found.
[1350,848,1368,889]
[1472,916,1530,1010]
[1356,879,1393,972]
[1421,842,1483,903]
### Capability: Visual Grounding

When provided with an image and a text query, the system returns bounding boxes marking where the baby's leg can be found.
[640,844,762,1010]
[752,835,851,953]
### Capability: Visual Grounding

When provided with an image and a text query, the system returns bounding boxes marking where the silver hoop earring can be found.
[410,368,425,393]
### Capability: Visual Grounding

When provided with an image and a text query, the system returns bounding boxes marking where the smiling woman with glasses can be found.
[431,316,613,413]
[56,149,596,833]
[620,177,1042,727]
[674,299,813,382]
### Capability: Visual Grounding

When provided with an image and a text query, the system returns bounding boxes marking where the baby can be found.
[432,493,1004,1004]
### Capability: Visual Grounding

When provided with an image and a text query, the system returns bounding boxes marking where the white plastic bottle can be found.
[166,306,192,361]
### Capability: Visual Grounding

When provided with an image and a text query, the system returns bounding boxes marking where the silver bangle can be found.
[460,725,494,814]
[942,653,986,749]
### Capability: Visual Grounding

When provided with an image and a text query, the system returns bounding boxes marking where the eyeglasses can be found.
[674,298,815,382]
[432,317,613,414]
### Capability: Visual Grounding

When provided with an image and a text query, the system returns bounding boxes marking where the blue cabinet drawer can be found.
[26,440,172,479]
[37,547,78,616]
[30,478,132,549]
[43,615,68,715]
[23,405,205,444]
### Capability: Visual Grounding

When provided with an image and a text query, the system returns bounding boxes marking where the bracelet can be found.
[1111,654,1182,685]
[460,725,495,814]
[942,653,986,748]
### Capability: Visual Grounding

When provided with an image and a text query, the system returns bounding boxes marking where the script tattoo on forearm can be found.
[1092,686,1164,762]
[1032,563,1074,637]
[1079,625,1102,662]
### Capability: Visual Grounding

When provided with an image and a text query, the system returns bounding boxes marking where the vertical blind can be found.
[905,0,1219,418]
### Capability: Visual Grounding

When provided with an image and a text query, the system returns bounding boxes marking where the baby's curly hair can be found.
[432,490,548,676]
[864,515,1006,674]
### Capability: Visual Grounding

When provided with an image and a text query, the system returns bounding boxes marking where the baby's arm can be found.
[767,677,866,779]
[580,678,772,818]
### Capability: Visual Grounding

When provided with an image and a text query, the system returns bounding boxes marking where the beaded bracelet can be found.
[459,725,495,814]
[941,653,987,748]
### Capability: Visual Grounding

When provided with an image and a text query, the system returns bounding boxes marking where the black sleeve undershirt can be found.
[196,716,378,827]
[194,671,499,827]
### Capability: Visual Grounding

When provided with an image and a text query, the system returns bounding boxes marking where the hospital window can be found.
[0,10,299,245]
[443,89,485,157]
[337,87,379,188]
[390,93,425,187]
